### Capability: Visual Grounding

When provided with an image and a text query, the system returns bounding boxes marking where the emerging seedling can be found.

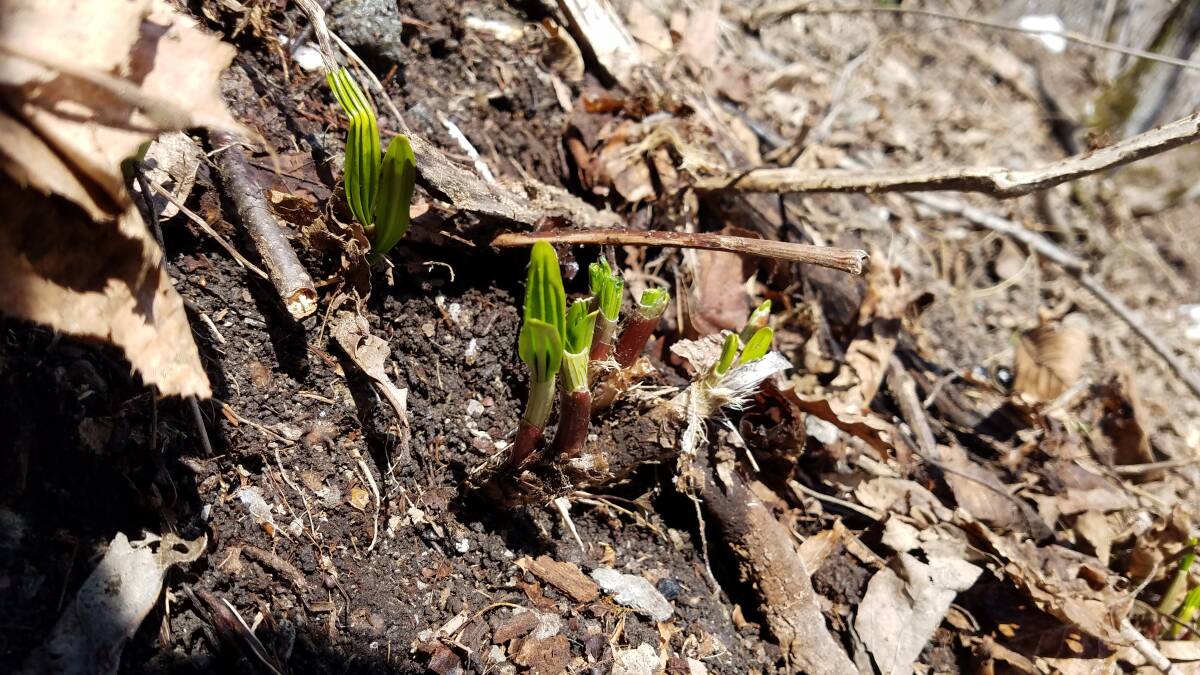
[552,299,599,459]
[737,326,774,366]
[706,326,774,386]
[511,241,567,468]
[588,258,623,362]
[739,300,771,344]
[327,68,416,258]
[613,288,670,368]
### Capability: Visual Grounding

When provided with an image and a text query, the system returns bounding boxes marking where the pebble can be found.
[590,568,674,621]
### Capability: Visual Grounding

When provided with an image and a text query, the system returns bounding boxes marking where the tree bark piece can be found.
[694,111,1200,199]
[518,555,600,603]
[700,451,857,675]
[210,130,317,319]
[492,229,869,275]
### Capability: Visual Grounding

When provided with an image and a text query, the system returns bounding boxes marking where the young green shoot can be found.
[613,287,670,368]
[553,299,599,459]
[1160,537,1199,616]
[588,258,623,362]
[739,299,771,344]
[327,68,415,258]
[737,326,774,366]
[1171,585,1200,639]
[710,333,740,382]
[511,241,566,468]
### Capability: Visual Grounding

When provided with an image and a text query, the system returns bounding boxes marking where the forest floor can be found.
[3,0,1200,673]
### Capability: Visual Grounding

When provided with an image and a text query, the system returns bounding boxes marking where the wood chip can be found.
[517,555,600,603]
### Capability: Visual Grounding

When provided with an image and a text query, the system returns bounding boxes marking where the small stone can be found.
[466,399,485,417]
[422,322,436,338]
[611,644,662,675]
[655,577,682,600]
[464,338,479,365]
[454,537,470,553]
[590,568,673,621]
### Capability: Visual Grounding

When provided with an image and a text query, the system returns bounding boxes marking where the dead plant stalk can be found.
[491,229,869,275]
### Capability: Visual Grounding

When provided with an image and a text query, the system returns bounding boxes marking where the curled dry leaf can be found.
[332,311,410,427]
[1012,313,1089,403]
[830,261,909,410]
[1096,372,1155,468]
[0,0,243,397]
[774,381,899,457]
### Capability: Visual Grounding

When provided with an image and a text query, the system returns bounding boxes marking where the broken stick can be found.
[492,228,869,275]
[209,130,318,320]
[695,111,1200,199]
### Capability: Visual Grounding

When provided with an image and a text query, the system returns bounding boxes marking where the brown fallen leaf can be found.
[773,381,899,457]
[332,311,410,428]
[830,260,909,410]
[1096,373,1155,468]
[1012,313,1089,403]
[0,0,243,397]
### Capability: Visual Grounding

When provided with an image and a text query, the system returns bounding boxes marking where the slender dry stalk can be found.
[695,112,1200,199]
[492,229,869,275]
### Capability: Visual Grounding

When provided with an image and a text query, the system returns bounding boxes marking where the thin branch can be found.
[149,183,270,281]
[491,229,869,275]
[210,130,318,320]
[751,4,1200,72]
[695,112,1200,199]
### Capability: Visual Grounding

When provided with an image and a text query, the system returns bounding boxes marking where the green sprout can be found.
[562,299,598,393]
[713,333,739,380]
[510,241,566,468]
[1172,585,1200,639]
[737,326,774,365]
[327,68,415,258]
[552,298,599,459]
[589,258,624,361]
[1160,538,1198,615]
[740,300,771,344]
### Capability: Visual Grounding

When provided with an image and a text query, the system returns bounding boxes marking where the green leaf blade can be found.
[737,326,774,365]
[371,134,416,256]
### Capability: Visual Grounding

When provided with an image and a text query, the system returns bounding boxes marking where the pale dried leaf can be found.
[855,552,982,675]
[20,532,205,675]
[332,311,410,425]
[140,132,202,219]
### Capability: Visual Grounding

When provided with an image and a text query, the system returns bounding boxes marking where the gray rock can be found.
[330,0,409,69]
[589,568,673,622]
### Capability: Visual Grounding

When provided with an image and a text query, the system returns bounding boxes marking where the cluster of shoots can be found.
[509,243,671,470]
[707,300,774,385]
[327,68,415,258]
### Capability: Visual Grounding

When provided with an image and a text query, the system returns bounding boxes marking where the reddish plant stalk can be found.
[506,420,545,471]
[613,314,661,368]
[551,390,592,459]
[590,317,618,362]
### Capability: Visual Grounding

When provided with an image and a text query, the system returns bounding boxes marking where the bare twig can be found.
[695,112,1200,199]
[1120,618,1177,674]
[751,4,1200,72]
[1112,456,1200,475]
[209,130,318,320]
[492,229,869,275]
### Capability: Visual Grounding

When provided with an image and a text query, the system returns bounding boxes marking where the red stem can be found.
[613,315,660,368]
[506,420,544,471]
[551,390,592,459]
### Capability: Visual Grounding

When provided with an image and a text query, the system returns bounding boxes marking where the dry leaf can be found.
[0,0,242,397]
[1097,373,1154,468]
[855,552,982,675]
[540,19,584,82]
[139,132,202,219]
[967,521,1133,643]
[349,486,371,511]
[775,382,899,457]
[939,443,1024,531]
[830,261,908,409]
[332,311,410,427]
[855,478,954,527]
[1012,313,1089,403]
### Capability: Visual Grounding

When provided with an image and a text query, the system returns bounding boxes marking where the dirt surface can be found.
[5,0,1200,674]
